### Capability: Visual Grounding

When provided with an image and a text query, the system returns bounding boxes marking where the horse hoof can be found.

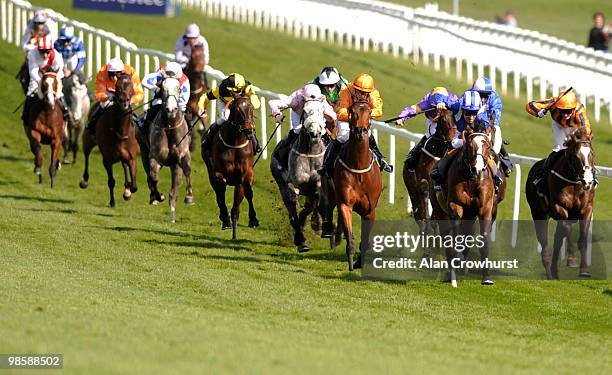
[170,211,176,224]
[184,196,194,205]
[79,180,88,189]
[159,193,166,202]
[321,231,334,239]
[62,158,70,165]
[38,175,43,184]
[221,222,231,230]
[566,256,579,268]
[481,277,495,285]
[130,186,138,194]
[109,201,116,208]
[578,271,591,278]
[123,190,132,201]
[297,245,310,253]
[248,218,259,228]
[150,199,161,205]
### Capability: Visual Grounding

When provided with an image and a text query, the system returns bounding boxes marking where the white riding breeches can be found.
[551,119,574,152]
[214,100,230,126]
[426,117,436,137]
[337,120,350,143]
[493,125,502,154]
[290,109,302,133]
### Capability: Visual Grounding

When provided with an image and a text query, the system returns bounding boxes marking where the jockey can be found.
[54,26,86,79]
[430,90,503,192]
[20,10,58,53]
[309,66,347,109]
[139,62,190,136]
[174,23,210,70]
[320,73,392,174]
[395,87,458,172]
[86,57,144,132]
[470,77,512,176]
[525,90,595,193]
[268,83,337,172]
[198,73,261,153]
[22,36,69,123]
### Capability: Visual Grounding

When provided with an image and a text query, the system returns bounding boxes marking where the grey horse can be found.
[271,99,328,252]
[62,73,90,164]
[137,77,194,223]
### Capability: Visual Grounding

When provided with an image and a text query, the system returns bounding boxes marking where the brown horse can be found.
[432,125,499,286]
[403,109,456,235]
[201,95,259,240]
[525,128,596,279]
[80,73,139,207]
[23,71,65,187]
[184,44,208,150]
[325,92,382,271]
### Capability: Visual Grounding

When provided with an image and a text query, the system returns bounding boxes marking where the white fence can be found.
[1,0,609,232]
[178,0,612,125]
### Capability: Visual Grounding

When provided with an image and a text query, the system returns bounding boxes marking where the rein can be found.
[219,132,249,149]
[337,152,375,174]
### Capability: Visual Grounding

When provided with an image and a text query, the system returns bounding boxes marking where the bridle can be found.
[462,132,491,181]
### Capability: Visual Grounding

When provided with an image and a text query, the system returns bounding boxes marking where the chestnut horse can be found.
[201,95,259,240]
[80,73,139,207]
[525,128,596,279]
[403,109,456,235]
[431,124,499,286]
[185,44,208,150]
[326,92,382,271]
[23,70,65,187]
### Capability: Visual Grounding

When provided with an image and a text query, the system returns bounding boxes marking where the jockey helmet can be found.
[428,86,450,106]
[226,73,246,91]
[460,90,482,111]
[107,57,125,73]
[318,66,340,85]
[59,26,75,41]
[353,73,375,93]
[185,23,200,38]
[164,62,183,79]
[37,35,53,51]
[33,10,49,23]
[471,77,493,95]
[303,84,323,99]
[555,91,577,110]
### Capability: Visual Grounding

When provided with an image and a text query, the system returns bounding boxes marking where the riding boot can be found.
[202,121,221,151]
[494,171,503,194]
[59,96,71,123]
[536,150,561,196]
[251,132,262,154]
[86,103,103,133]
[22,95,34,123]
[430,152,453,191]
[322,133,331,146]
[274,129,299,171]
[405,135,427,172]
[319,139,342,176]
[498,145,513,176]
[369,134,393,173]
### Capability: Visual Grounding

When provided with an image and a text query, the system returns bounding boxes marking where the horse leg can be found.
[72,124,81,164]
[129,154,138,194]
[49,137,61,189]
[28,135,43,184]
[577,217,592,278]
[62,127,70,164]
[181,154,194,205]
[296,195,316,253]
[169,164,183,224]
[121,162,132,201]
[479,219,494,285]
[231,184,245,240]
[565,225,578,268]
[357,213,376,270]
[551,220,571,280]
[79,130,95,188]
[338,203,355,271]
[244,178,259,228]
[279,183,302,249]
[532,219,552,279]
[149,158,163,205]
[103,159,116,207]
[213,178,231,230]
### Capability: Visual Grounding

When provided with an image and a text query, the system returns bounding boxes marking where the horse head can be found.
[301,99,326,144]
[114,73,134,112]
[564,128,596,190]
[40,70,58,109]
[161,77,182,120]
[227,94,255,140]
[188,44,205,73]
[348,91,372,141]
[431,108,457,141]
[462,130,492,182]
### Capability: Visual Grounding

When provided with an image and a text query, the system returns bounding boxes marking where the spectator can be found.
[504,10,517,27]
[588,12,609,51]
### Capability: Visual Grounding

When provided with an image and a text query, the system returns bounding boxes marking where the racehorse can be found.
[271,99,328,253]
[403,109,456,235]
[324,91,382,271]
[431,123,499,286]
[61,73,90,164]
[202,94,259,239]
[525,127,596,279]
[136,77,194,223]
[80,73,139,207]
[184,44,208,151]
[23,70,65,187]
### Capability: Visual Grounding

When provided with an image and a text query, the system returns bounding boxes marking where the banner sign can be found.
[73,0,177,17]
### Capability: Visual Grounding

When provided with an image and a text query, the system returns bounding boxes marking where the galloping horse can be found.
[526,128,596,279]
[202,95,259,239]
[136,77,194,223]
[61,73,90,164]
[23,70,65,187]
[271,99,328,253]
[80,73,138,207]
[432,124,499,286]
[184,44,208,150]
[325,91,382,271]
[403,109,456,234]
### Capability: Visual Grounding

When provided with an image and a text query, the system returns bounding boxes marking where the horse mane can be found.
[564,127,592,148]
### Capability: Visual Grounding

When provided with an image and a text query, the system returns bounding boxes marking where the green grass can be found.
[386,0,612,46]
[0,2,611,374]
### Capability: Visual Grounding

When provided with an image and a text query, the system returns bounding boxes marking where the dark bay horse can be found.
[185,44,208,150]
[271,99,328,253]
[432,126,499,286]
[62,73,90,164]
[80,73,139,207]
[136,77,194,223]
[526,128,596,279]
[403,109,456,235]
[23,71,65,187]
[324,92,382,271]
[202,95,259,240]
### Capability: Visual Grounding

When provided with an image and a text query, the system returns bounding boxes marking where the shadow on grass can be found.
[0,194,74,204]
[22,207,78,214]
[180,251,295,267]
[0,154,30,162]
[146,239,251,252]
[604,289,612,297]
